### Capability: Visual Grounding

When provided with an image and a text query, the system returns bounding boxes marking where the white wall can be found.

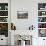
[11,0,46,46]
[11,0,46,30]
[11,0,38,30]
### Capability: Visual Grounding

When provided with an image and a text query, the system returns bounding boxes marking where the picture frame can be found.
[17,11,28,19]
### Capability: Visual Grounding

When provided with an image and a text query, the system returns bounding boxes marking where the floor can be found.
[0,45,8,46]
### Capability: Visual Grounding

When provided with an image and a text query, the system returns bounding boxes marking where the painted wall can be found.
[11,0,46,46]
[11,0,38,45]
[11,0,38,30]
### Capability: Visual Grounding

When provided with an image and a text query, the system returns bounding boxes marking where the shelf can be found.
[38,16,46,17]
[0,10,8,11]
[38,3,46,37]
[0,16,8,17]
[0,22,8,23]
[38,28,46,29]
[38,10,46,11]
[38,22,46,23]
[0,3,8,37]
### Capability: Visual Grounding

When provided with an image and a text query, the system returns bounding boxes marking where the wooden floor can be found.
[0,45,8,46]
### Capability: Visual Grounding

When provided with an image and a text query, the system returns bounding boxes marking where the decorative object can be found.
[29,25,35,30]
[5,6,8,10]
[0,3,8,10]
[0,11,8,16]
[39,29,46,37]
[38,23,46,28]
[42,12,45,15]
[38,3,46,10]
[11,23,16,30]
[38,17,46,22]
[15,35,32,46]
[0,17,8,22]
[38,11,46,16]
[40,8,44,10]
[0,23,8,37]
[17,11,28,19]
[0,6,1,10]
